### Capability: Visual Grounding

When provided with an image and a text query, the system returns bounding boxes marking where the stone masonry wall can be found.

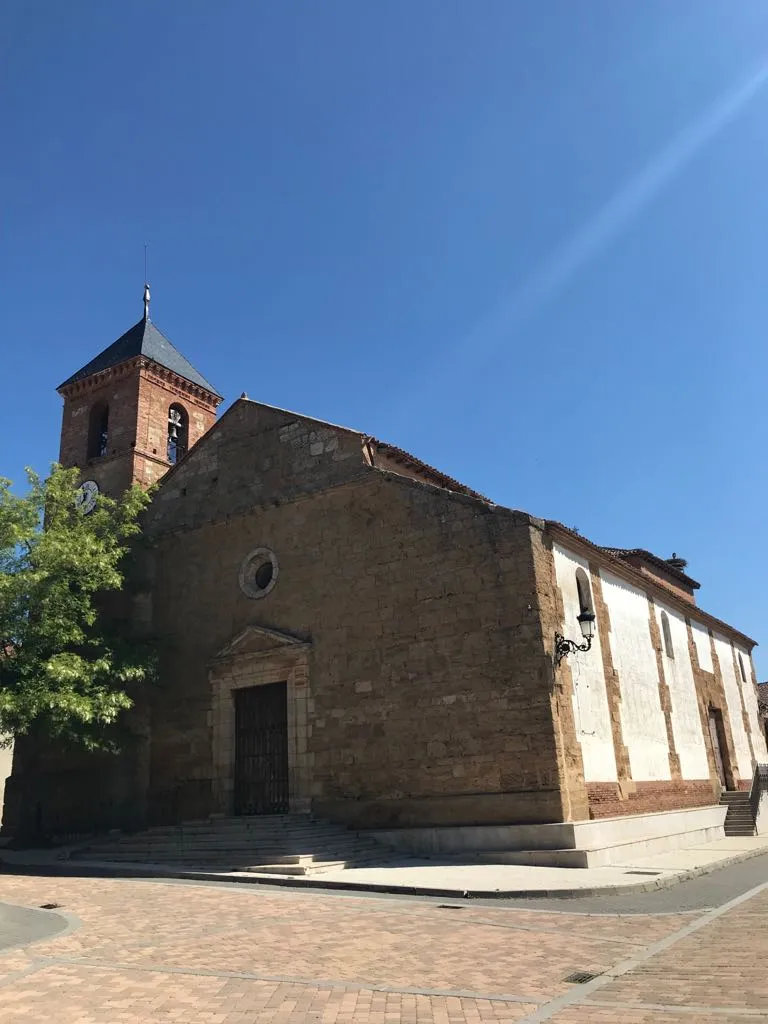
[147,399,369,533]
[142,403,563,828]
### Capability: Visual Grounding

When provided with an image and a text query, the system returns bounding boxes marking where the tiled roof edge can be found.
[546,521,757,648]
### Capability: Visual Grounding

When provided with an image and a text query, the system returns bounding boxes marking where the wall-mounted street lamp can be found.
[554,612,596,666]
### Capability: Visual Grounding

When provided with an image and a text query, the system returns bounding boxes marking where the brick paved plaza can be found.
[1,869,767,1022]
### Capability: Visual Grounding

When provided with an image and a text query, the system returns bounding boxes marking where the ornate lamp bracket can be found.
[554,632,593,666]
[554,611,596,667]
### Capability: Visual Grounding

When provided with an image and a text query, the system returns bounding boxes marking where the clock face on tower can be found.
[75,479,99,515]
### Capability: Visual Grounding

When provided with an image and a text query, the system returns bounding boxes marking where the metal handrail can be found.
[748,763,768,824]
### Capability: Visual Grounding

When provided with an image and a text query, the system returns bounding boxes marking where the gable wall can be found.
[144,450,561,828]
[145,400,370,534]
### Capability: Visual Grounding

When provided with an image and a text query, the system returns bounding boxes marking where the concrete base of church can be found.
[314,790,566,830]
[364,804,727,868]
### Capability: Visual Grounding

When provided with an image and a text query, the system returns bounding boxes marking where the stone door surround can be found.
[209,625,312,815]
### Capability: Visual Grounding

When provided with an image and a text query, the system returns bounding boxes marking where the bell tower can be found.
[57,286,223,496]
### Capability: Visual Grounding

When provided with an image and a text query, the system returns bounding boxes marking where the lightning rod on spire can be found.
[143,244,150,320]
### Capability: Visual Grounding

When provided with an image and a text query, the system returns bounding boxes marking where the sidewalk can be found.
[3,835,768,898]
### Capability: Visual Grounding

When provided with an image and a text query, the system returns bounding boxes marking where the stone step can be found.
[77,849,380,864]
[74,848,377,870]
[85,832,379,845]
[85,827,380,843]
[79,838,381,855]
[107,826,378,839]
[75,847,378,864]
[140,817,315,833]
[70,815,391,871]
[134,827,350,841]
[240,860,347,875]
[121,833,361,848]
[457,820,729,869]
[76,849,342,864]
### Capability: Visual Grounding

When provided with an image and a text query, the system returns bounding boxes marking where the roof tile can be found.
[58,318,221,397]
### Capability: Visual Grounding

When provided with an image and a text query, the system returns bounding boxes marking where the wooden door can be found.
[708,708,728,791]
[234,682,289,815]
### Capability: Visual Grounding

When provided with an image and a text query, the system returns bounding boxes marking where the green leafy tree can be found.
[0,465,156,750]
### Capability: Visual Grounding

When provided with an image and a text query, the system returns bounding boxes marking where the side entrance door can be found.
[708,707,728,791]
[234,682,289,815]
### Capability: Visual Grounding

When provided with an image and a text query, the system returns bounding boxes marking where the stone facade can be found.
[137,400,563,829]
[3,313,767,841]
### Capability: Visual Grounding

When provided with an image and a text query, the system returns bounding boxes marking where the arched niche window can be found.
[167,404,189,465]
[661,611,674,659]
[575,567,594,616]
[87,401,109,459]
[738,652,747,683]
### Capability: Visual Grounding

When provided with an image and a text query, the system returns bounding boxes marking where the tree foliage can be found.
[0,465,156,749]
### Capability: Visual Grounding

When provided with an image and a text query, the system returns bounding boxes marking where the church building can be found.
[3,293,767,856]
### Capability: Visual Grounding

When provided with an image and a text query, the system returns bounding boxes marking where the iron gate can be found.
[234,682,289,815]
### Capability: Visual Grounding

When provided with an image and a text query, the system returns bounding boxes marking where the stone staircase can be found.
[720,791,756,837]
[70,815,396,875]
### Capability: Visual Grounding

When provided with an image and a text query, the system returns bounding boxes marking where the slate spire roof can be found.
[58,309,221,397]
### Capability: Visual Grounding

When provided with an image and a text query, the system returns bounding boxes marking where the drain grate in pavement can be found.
[39,903,62,910]
[564,971,600,984]
[624,870,661,876]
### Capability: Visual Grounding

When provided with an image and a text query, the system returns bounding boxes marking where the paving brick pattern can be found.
[0,872,766,1021]
[561,887,768,1022]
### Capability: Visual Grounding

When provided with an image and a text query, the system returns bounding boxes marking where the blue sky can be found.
[2,2,768,668]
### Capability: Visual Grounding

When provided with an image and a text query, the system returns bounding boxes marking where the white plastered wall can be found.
[0,739,12,828]
[655,603,709,779]
[600,570,671,781]
[691,621,713,672]
[735,645,768,764]
[713,635,753,780]
[552,545,617,782]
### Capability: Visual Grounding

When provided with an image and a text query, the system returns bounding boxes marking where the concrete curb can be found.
[1,843,766,899]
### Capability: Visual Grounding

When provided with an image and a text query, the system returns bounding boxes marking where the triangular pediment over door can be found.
[213,625,312,662]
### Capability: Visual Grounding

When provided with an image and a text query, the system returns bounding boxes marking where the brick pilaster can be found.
[647,597,681,781]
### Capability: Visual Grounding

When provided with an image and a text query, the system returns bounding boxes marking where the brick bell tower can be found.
[57,285,223,496]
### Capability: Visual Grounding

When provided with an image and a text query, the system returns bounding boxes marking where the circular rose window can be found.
[239,548,279,599]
